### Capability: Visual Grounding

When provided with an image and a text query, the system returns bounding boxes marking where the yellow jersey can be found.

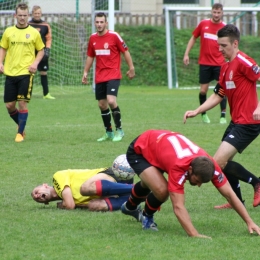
[53,168,108,205]
[0,25,45,76]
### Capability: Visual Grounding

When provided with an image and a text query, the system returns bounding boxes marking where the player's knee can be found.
[154,186,169,202]
[80,182,96,196]
[87,199,108,211]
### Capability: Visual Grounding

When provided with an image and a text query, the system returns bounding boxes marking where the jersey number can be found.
[167,135,199,159]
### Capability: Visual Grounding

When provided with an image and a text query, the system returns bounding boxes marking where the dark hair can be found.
[217,24,240,43]
[212,3,223,10]
[191,156,215,183]
[95,12,107,22]
[16,3,29,13]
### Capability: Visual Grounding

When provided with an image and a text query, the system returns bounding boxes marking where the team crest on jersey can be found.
[229,70,233,80]
[104,42,109,49]
[26,34,30,39]
[252,65,260,74]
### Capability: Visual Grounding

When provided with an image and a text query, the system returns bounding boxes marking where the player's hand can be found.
[253,106,260,121]
[248,222,260,235]
[183,54,189,66]
[183,110,197,123]
[28,64,37,74]
[82,72,88,84]
[0,64,4,74]
[126,68,135,80]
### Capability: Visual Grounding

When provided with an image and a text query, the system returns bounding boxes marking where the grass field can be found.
[1,85,260,260]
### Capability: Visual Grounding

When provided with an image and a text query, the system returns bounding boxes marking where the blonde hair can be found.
[32,5,42,13]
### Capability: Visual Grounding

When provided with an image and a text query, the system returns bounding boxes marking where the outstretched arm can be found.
[217,182,260,235]
[170,192,211,239]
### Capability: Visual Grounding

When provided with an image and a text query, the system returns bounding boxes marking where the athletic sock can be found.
[220,96,227,118]
[126,181,150,210]
[100,108,112,132]
[95,180,133,196]
[105,195,130,211]
[199,93,207,115]
[144,192,163,216]
[9,109,19,125]
[18,110,28,134]
[111,106,121,130]
[41,75,49,96]
[223,172,243,202]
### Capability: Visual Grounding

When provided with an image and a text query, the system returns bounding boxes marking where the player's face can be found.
[218,37,238,61]
[188,172,202,187]
[32,9,42,21]
[15,8,29,28]
[95,16,108,35]
[31,184,51,203]
[211,8,223,23]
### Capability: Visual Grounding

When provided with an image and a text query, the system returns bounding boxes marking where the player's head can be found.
[188,156,215,186]
[211,3,223,23]
[217,24,240,60]
[95,12,108,35]
[31,5,42,21]
[15,3,29,27]
[31,184,53,205]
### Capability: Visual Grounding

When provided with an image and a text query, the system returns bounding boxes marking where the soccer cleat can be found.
[97,131,114,142]
[253,183,260,207]
[121,202,143,222]
[142,215,158,231]
[43,93,55,99]
[202,114,210,123]
[219,117,227,124]
[15,133,24,143]
[214,203,232,209]
[113,129,125,142]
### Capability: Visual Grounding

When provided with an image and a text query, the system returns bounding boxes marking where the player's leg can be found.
[96,82,114,141]
[107,80,124,142]
[199,65,210,123]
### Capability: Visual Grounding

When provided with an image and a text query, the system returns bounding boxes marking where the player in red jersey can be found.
[121,129,260,237]
[183,3,227,124]
[82,12,135,142]
[28,5,55,99]
[184,24,260,209]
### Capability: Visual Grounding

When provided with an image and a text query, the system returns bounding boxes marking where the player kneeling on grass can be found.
[121,129,260,238]
[31,167,133,211]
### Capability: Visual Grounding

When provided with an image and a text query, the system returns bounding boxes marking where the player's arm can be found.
[59,186,76,209]
[217,182,260,235]
[82,56,94,84]
[28,48,44,74]
[183,35,196,65]
[45,23,52,48]
[123,50,135,80]
[170,192,211,239]
[0,47,7,73]
[183,83,223,123]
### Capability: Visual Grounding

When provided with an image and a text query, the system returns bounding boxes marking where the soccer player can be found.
[183,3,227,124]
[31,167,133,211]
[29,5,55,99]
[82,12,135,142]
[184,24,260,209]
[0,3,45,142]
[120,130,260,237]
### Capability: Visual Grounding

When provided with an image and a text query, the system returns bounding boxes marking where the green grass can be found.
[1,85,260,260]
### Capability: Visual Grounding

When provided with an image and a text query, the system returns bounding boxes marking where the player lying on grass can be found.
[121,129,260,238]
[31,167,133,211]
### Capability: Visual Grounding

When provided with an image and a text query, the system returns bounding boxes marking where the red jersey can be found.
[134,130,227,194]
[218,51,260,124]
[193,19,225,66]
[87,30,128,83]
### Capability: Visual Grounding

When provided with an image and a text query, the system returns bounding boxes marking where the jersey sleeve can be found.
[192,21,202,38]
[35,31,45,51]
[86,36,95,57]
[114,32,128,53]
[53,170,71,199]
[211,163,227,188]
[0,29,9,49]
[45,23,52,48]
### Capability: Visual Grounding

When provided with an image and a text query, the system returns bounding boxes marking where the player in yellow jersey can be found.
[31,167,139,214]
[0,3,45,142]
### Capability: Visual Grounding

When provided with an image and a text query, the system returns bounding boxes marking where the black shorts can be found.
[98,167,133,184]
[37,58,49,72]
[95,79,120,100]
[222,121,260,153]
[4,74,34,103]
[199,65,221,84]
[126,137,164,176]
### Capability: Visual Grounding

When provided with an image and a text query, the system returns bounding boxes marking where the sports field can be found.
[1,85,260,260]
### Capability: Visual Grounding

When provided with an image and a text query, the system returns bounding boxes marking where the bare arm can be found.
[0,48,7,73]
[183,93,223,123]
[82,56,94,84]
[217,182,260,235]
[183,35,196,66]
[58,186,76,209]
[123,50,135,79]
[170,192,211,238]
[28,49,44,74]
